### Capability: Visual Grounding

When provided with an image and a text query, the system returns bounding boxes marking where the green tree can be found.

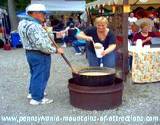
[0,0,30,11]
[86,0,96,3]
[1,0,30,31]
[15,0,30,11]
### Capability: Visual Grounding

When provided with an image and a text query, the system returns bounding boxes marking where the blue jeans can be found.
[26,51,51,101]
[72,40,86,53]
[63,36,75,45]
[86,49,115,68]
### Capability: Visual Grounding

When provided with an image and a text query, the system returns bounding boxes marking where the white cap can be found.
[26,4,46,14]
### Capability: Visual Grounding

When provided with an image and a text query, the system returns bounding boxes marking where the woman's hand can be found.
[101,49,109,56]
[101,44,116,56]
[143,37,152,43]
[76,31,94,43]
[86,36,94,43]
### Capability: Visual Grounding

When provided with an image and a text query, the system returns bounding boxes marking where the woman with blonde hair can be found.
[133,22,156,46]
[76,16,116,68]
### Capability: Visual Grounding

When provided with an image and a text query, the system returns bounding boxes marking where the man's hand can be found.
[57,48,64,54]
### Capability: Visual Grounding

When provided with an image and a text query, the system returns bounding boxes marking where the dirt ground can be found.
[0,47,160,125]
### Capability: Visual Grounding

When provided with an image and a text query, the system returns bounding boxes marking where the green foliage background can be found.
[86,0,96,3]
[0,0,30,11]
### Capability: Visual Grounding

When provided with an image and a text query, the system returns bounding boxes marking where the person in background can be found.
[133,22,156,46]
[61,23,74,48]
[128,12,137,25]
[148,13,160,32]
[76,16,116,68]
[128,12,138,42]
[54,15,65,31]
[130,22,159,71]
[50,15,59,31]
[18,4,64,105]
[69,24,86,55]
[66,15,74,27]
[73,39,86,55]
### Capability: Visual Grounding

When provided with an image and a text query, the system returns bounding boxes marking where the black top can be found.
[68,28,78,41]
[84,26,116,52]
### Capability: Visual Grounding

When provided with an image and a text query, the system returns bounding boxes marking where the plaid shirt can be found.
[18,17,56,54]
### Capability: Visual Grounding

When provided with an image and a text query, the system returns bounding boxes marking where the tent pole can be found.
[122,0,129,81]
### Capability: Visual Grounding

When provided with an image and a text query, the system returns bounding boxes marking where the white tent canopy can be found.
[31,0,86,12]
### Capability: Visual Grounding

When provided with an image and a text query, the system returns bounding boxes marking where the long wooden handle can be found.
[48,34,76,73]
[60,53,75,72]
